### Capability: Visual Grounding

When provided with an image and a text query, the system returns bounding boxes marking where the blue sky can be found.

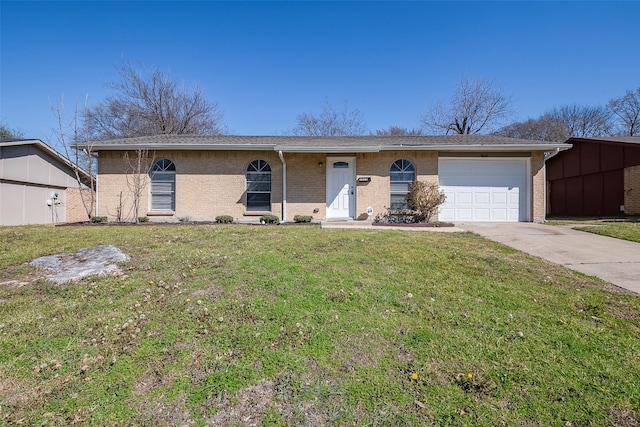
[1,1,639,143]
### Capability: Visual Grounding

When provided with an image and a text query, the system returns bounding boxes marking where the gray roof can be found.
[88,134,570,153]
[566,136,640,145]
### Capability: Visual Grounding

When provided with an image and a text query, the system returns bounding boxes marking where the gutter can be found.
[379,143,573,152]
[278,150,287,223]
[544,144,572,161]
[275,146,380,153]
[88,144,276,151]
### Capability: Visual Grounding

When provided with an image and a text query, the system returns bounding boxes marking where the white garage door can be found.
[438,158,529,222]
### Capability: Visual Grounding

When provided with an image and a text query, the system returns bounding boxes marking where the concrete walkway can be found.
[320,221,465,232]
[458,222,640,294]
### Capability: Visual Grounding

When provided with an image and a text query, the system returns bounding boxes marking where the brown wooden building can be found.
[546,136,640,216]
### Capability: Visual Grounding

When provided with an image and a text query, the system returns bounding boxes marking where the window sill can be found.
[243,211,273,216]
[147,211,175,216]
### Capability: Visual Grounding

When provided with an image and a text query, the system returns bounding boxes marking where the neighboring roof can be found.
[0,138,94,183]
[87,134,571,153]
[564,136,640,145]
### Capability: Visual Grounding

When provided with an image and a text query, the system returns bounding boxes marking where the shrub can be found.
[293,215,313,223]
[215,215,234,224]
[407,181,446,222]
[91,216,107,223]
[260,214,280,224]
[178,216,192,223]
[138,216,149,223]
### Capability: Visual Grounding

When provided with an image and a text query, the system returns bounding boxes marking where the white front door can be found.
[326,157,355,219]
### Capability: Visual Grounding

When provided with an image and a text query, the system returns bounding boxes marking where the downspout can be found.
[278,150,287,223]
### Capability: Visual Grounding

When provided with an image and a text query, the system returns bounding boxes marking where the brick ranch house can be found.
[546,136,640,216]
[1,139,94,225]
[91,134,570,223]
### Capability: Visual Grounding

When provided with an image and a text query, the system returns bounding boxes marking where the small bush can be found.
[138,216,149,223]
[407,181,446,222]
[178,216,192,223]
[216,215,234,224]
[260,214,280,224]
[293,215,313,223]
[91,216,107,223]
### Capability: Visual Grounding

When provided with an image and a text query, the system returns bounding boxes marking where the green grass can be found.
[1,224,639,426]
[547,217,640,243]
[574,222,640,243]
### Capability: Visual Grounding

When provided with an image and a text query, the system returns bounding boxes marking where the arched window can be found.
[246,160,271,211]
[390,159,415,210]
[150,159,176,211]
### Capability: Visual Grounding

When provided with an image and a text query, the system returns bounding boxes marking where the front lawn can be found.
[1,225,638,426]
[574,222,640,243]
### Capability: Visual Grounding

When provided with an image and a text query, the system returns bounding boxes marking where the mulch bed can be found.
[372,222,455,227]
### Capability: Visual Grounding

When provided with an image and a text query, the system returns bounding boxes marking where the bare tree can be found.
[421,76,512,135]
[608,87,640,136]
[49,95,96,221]
[495,115,569,142]
[0,123,25,139]
[86,63,225,140]
[375,126,425,136]
[546,104,613,137]
[292,100,367,136]
[123,149,155,223]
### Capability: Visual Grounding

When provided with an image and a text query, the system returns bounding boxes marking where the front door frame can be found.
[326,156,356,219]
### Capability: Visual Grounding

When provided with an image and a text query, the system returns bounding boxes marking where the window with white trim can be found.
[150,159,176,211]
[390,159,415,210]
[246,160,271,211]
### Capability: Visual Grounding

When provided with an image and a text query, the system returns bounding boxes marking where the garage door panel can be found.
[456,208,473,220]
[475,191,490,204]
[439,159,529,222]
[475,208,490,220]
[492,192,507,204]
[457,190,473,204]
[492,209,508,221]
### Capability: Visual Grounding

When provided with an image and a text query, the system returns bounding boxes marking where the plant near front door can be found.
[407,181,447,222]
[373,181,446,224]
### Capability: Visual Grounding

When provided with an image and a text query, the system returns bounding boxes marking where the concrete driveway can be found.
[458,222,640,294]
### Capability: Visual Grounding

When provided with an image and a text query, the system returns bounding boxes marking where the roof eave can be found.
[276,146,381,153]
[379,143,572,152]
[91,143,275,151]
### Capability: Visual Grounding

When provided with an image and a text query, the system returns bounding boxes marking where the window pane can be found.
[151,194,174,210]
[150,159,175,211]
[333,162,349,168]
[247,182,271,192]
[390,194,409,210]
[390,182,409,193]
[247,192,271,211]
[151,159,176,172]
[246,159,271,211]
[246,172,271,182]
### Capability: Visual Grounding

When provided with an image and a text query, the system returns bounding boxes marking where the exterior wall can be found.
[0,143,92,225]
[355,151,438,220]
[97,150,283,222]
[66,187,94,223]
[0,144,80,188]
[283,153,326,219]
[0,180,67,225]
[531,151,546,222]
[96,148,546,223]
[98,150,440,222]
[547,140,640,216]
[624,165,640,215]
